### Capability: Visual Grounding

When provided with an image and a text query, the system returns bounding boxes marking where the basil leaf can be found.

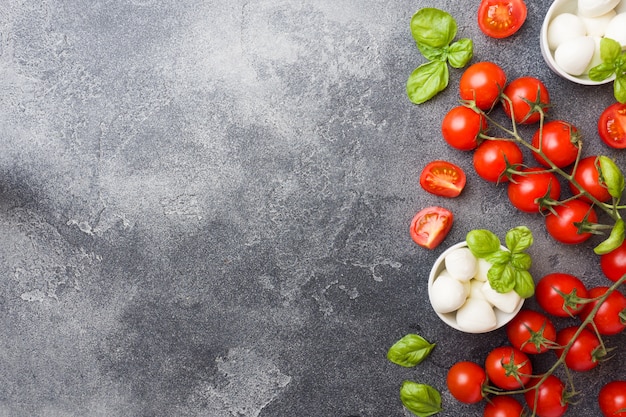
[447,38,473,68]
[505,226,534,253]
[511,252,532,270]
[406,61,449,104]
[589,62,616,81]
[410,8,457,48]
[400,381,443,417]
[594,219,625,255]
[466,229,501,258]
[601,37,622,62]
[598,155,625,198]
[417,43,446,62]
[488,263,516,293]
[486,249,511,266]
[387,334,436,368]
[514,270,535,299]
[615,74,626,104]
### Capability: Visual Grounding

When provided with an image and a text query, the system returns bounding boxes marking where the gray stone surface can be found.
[1,0,624,416]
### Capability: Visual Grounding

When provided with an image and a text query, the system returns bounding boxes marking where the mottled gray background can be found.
[0,0,624,416]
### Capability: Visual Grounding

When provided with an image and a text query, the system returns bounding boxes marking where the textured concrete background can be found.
[1,0,624,416]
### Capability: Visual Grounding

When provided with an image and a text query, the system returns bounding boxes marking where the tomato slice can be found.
[478,0,527,39]
[410,207,454,249]
[598,102,626,149]
[420,160,467,198]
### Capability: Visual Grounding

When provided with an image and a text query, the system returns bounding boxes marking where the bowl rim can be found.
[427,241,524,333]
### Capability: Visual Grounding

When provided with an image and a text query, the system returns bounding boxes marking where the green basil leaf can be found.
[387,334,436,368]
[447,38,473,68]
[400,381,443,417]
[505,226,534,253]
[410,8,457,49]
[514,270,535,298]
[511,253,532,270]
[406,61,449,104]
[488,263,516,293]
[601,37,622,62]
[417,43,447,61]
[615,74,626,104]
[486,249,511,266]
[594,219,626,255]
[466,229,501,258]
[589,62,616,81]
[598,155,625,198]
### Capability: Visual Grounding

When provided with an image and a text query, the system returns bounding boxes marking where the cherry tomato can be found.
[600,240,626,283]
[483,395,524,417]
[442,106,487,151]
[536,272,589,317]
[579,286,626,336]
[506,309,557,354]
[485,346,532,390]
[507,167,561,213]
[531,120,580,168]
[545,199,597,245]
[420,160,467,198]
[570,156,611,203]
[524,375,568,417]
[598,102,626,149]
[410,206,454,250]
[459,62,507,110]
[473,140,523,183]
[502,77,550,124]
[447,361,486,404]
[599,380,626,417]
[555,326,601,372]
[478,0,527,39]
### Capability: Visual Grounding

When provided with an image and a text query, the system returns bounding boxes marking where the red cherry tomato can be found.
[579,286,626,336]
[545,199,597,245]
[598,102,626,149]
[599,380,626,417]
[506,309,557,354]
[507,167,561,213]
[473,139,523,183]
[485,346,532,390]
[420,160,467,198]
[531,120,580,168]
[442,106,487,151]
[478,0,528,39]
[555,326,601,372]
[447,361,486,404]
[483,395,524,417]
[569,156,611,203]
[459,62,507,110]
[502,77,550,124]
[536,272,589,317]
[409,206,454,250]
[600,240,626,283]
[524,375,568,417]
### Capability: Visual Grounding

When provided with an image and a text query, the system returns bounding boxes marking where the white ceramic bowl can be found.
[540,0,615,85]
[427,241,524,333]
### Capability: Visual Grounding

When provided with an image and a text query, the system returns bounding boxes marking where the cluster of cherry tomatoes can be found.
[446,270,626,417]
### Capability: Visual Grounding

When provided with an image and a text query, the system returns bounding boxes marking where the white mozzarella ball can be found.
[606,13,626,48]
[469,279,488,301]
[474,258,492,282]
[616,0,626,14]
[444,248,477,282]
[480,281,523,314]
[430,271,469,314]
[547,13,586,50]
[578,0,620,17]
[455,298,497,333]
[581,10,616,37]
[554,36,596,75]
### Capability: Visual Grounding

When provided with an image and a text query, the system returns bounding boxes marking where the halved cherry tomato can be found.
[459,62,507,110]
[502,77,550,124]
[598,102,626,149]
[410,206,454,249]
[570,156,611,203]
[420,160,466,198]
[478,0,527,39]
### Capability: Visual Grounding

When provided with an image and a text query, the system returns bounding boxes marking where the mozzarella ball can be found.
[474,258,492,282]
[606,13,626,48]
[469,279,488,301]
[480,281,523,314]
[554,36,596,75]
[444,248,477,282]
[455,298,498,333]
[615,0,626,14]
[578,0,620,18]
[581,9,616,37]
[430,271,469,314]
[547,13,586,50]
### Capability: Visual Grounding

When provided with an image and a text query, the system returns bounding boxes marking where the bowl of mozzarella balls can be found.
[427,242,524,333]
[541,0,626,84]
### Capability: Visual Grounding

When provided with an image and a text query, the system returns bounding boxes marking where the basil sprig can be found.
[400,381,442,417]
[589,37,626,103]
[407,8,473,104]
[466,226,535,298]
[593,156,626,254]
[387,334,436,368]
